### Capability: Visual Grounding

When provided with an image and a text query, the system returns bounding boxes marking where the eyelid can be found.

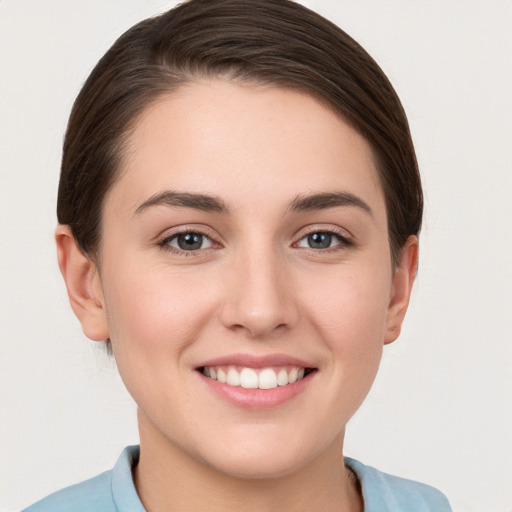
[295,224,353,242]
[157,225,223,255]
[156,224,220,241]
[155,224,354,256]
[168,232,213,250]
[293,225,355,250]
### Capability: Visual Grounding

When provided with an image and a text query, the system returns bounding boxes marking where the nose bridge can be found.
[220,237,296,338]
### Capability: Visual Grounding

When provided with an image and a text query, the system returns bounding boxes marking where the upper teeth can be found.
[202,366,306,389]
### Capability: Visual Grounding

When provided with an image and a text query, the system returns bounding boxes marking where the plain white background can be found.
[1,1,511,511]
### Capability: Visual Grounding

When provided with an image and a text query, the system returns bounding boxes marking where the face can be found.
[86,80,414,479]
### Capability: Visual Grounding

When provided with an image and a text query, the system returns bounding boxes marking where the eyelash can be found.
[295,227,353,252]
[157,227,353,256]
[158,229,217,257]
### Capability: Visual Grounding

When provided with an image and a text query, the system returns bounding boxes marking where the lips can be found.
[195,353,317,408]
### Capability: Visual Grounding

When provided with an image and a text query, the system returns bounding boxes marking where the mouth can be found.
[198,365,317,390]
[195,353,318,409]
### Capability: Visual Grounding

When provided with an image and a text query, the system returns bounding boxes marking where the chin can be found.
[197,430,326,481]
[210,451,307,480]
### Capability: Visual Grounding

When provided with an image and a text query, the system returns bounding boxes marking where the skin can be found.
[56,80,418,512]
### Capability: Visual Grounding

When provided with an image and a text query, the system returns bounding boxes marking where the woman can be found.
[23,0,452,510]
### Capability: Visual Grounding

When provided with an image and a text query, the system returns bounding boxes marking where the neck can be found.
[133,411,363,512]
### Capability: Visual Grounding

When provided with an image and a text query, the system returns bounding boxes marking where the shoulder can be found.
[22,446,143,512]
[21,471,115,512]
[345,458,452,512]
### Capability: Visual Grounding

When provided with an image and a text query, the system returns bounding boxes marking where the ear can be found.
[384,236,419,344]
[55,225,109,341]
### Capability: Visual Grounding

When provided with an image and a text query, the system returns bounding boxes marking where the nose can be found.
[218,246,298,339]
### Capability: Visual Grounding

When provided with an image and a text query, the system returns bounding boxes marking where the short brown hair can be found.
[58,0,422,267]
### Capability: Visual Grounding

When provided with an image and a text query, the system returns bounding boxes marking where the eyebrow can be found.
[134,191,229,215]
[134,189,372,217]
[289,192,373,216]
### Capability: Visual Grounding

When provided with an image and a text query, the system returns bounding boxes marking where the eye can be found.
[165,232,213,251]
[297,231,347,250]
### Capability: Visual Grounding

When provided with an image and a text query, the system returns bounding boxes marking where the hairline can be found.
[90,73,393,265]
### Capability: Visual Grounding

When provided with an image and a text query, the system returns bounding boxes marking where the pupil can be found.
[308,232,331,249]
[178,233,202,250]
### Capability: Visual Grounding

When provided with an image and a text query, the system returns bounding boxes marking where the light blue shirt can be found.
[22,446,452,511]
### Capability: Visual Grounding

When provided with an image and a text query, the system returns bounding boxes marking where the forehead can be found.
[108,79,386,220]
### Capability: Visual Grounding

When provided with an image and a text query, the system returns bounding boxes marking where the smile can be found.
[196,354,318,408]
[200,366,314,390]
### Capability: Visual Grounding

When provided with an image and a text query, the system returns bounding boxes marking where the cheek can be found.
[100,265,221,419]
[102,264,218,358]
[298,259,392,401]
[302,263,392,344]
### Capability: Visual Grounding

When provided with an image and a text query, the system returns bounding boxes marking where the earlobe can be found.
[384,236,419,344]
[55,225,109,341]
